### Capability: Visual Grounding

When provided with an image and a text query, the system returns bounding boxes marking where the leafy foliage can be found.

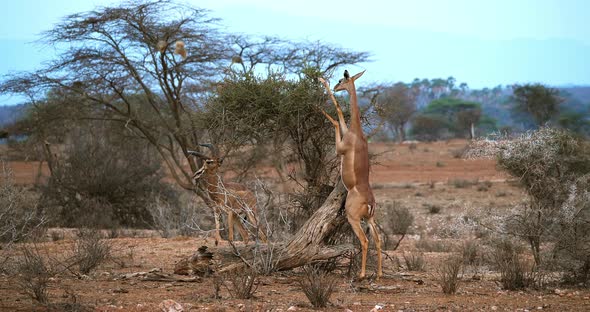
[410,97,483,140]
[200,71,340,214]
[410,114,450,141]
[375,82,417,142]
[512,84,563,126]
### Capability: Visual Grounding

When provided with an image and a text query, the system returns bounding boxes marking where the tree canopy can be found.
[0,0,370,196]
[512,83,563,127]
[375,82,417,142]
[412,98,482,139]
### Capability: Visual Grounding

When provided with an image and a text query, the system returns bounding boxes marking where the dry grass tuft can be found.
[437,256,462,294]
[299,265,337,308]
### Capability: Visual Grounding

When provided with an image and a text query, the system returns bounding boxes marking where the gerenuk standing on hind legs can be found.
[317,70,382,281]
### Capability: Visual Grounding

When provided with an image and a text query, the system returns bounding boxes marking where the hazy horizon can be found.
[1,0,589,105]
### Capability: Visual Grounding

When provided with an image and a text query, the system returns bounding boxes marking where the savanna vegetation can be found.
[1,0,590,310]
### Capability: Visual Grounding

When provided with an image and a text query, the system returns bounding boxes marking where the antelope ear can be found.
[351,70,365,81]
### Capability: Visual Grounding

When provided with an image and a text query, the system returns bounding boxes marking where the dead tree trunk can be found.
[275,180,350,270]
[195,180,352,273]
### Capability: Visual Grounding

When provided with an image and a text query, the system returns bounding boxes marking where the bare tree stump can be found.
[178,181,352,274]
[275,180,351,270]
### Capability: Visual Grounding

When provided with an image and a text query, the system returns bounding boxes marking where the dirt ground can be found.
[2,140,590,311]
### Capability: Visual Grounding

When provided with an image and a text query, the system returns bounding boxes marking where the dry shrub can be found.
[403,252,426,271]
[551,174,590,285]
[386,202,414,235]
[73,229,111,274]
[495,191,508,197]
[461,240,480,266]
[253,242,282,275]
[424,203,442,214]
[380,201,414,250]
[449,179,474,189]
[299,265,337,308]
[437,256,462,294]
[469,128,590,269]
[491,239,534,290]
[46,287,93,312]
[415,237,450,253]
[477,181,492,192]
[41,127,175,229]
[222,268,259,299]
[147,196,179,238]
[147,193,210,238]
[450,146,469,158]
[15,245,52,304]
[0,162,44,245]
[1,162,45,273]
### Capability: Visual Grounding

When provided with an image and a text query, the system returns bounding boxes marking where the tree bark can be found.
[398,125,406,143]
[275,180,350,270]
[207,180,352,273]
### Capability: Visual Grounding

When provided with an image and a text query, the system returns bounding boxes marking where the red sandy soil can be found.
[5,140,505,186]
[1,234,589,311]
[2,141,589,311]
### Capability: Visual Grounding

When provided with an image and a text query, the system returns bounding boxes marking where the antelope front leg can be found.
[232,212,250,244]
[319,109,345,153]
[245,210,267,243]
[227,211,236,242]
[212,206,224,244]
[318,77,348,135]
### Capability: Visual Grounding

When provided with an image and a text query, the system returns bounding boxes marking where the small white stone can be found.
[159,299,183,312]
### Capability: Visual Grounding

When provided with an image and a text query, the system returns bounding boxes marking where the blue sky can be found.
[1,0,589,105]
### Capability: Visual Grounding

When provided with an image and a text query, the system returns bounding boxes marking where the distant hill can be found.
[0,104,26,128]
[560,86,590,101]
[559,86,590,113]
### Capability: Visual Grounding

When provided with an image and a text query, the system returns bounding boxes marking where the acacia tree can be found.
[375,82,416,142]
[1,1,365,194]
[1,0,232,193]
[415,98,482,139]
[512,83,563,127]
[1,1,375,268]
[457,108,482,139]
[201,69,343,222]
[199,70,374,271]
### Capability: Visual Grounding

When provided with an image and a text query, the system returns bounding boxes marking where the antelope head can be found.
[333,69,365,92]
[187,143,225,183]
